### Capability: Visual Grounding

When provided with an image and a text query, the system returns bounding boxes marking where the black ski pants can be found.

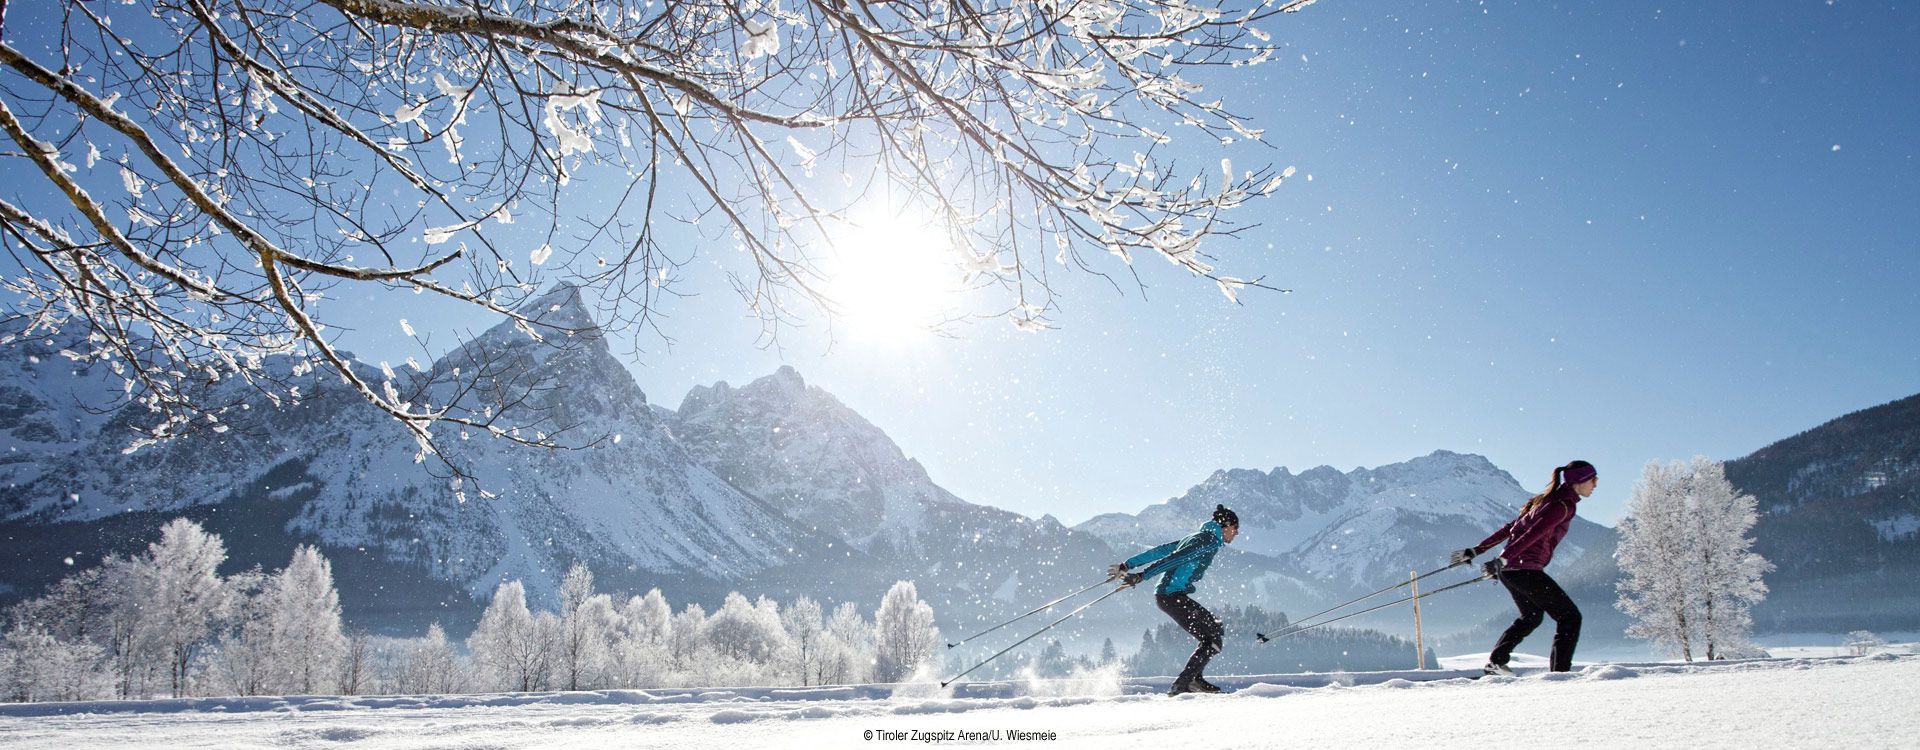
[1489,568,1581,672]
[1155,592,1223,685]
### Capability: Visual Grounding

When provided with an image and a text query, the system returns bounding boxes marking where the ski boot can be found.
[1483,662,1515,677]
[1190,677,1224,693]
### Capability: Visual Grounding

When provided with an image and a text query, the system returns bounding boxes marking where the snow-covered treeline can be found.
[460,566,937,692]
[0,519,942,702]
[0,518,343,701]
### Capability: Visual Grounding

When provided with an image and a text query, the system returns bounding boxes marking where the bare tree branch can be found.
[0,0,1305,488]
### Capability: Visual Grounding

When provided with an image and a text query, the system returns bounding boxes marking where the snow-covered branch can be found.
[0,0,1305,477]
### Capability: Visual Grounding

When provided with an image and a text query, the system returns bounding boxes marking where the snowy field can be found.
[1758,633,1920,659]
[3,654,1918,749]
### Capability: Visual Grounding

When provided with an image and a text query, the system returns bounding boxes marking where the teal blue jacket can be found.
[1124,520,1225,596]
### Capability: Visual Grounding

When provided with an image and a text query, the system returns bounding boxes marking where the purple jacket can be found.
[1474,486,1580,571]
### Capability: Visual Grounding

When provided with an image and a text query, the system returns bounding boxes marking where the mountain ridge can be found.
[1725,390,1920,631]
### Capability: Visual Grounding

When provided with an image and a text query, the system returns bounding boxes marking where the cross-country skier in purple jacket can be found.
[1452,460,1597,675]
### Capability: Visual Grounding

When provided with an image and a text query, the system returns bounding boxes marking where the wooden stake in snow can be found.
[1411,570,1427,670]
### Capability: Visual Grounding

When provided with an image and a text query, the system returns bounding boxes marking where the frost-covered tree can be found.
[396,623,463,695]
[338,628,375,695]
[1,565,116,700]
[608,590,672,688]
[1617,458,1772,662]
[207,572,275,696]
[11,534,216,699]
[625,589,673,647]
[667,603,709,674]
[128,519,242,697]
[270,546,350,693]
[0,0,1307,469]
[468,581,544,692]
[528,611,564,690]
[0,522,370,701]
[682,594,789,686]
[565,594,616,690]
[873,581,939,683]
[1685,459,1772,660]
[210,545,346,695]
[824,601,875,685]
[556,563,615,690]
[1617,461,1697,659]
[1,626,111,702]
[8,569,990,697]
[781,597,826,686]
[1847,630,1886,657]
[704,592,790,666]
[93,556,161,698]
[3,565,106,643]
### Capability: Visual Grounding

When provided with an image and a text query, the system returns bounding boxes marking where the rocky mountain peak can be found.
[513,283,598,332]
[425,283,645,412]
[676,367,818,420]
[676,381,731,416]
[442,284,603,367]
[737,365,810,403]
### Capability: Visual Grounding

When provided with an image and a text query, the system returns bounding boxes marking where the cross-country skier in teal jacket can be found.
[1107,504,1239,696]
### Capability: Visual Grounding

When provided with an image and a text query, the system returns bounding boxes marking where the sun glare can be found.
[820,212,963,343]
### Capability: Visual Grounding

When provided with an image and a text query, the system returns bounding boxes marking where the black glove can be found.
[1450,547,1477,566]
[1481,558,1506,578]
[1121,572,1145,587]
[1106,563,1128,580]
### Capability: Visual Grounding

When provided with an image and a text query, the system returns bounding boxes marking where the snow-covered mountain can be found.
[0,288,838,620]
[0,320,136,496]
[660,367,1121,621]
[0,288,1123,636]
[668,367,948,551]
[1726,390,1920,632]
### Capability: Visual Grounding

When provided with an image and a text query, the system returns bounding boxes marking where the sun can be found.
[819,211,964,343]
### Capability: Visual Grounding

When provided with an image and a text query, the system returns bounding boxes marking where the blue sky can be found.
[25,1,1908,527]
[331,0,1918,527]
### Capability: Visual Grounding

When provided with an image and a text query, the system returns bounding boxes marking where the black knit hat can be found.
[1212,504,1239,528]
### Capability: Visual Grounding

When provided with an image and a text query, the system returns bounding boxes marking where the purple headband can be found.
[1563,465,1597,484]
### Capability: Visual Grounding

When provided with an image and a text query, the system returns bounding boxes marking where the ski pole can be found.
[1255,571,1493,644]
[1274,561,1467,633]
[940,584,1128,687]
[945,577,1115,649]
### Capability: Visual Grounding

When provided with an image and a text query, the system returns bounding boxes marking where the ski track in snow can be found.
[2,655,1915,749]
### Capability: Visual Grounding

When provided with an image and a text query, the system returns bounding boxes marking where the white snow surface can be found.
[4,655,1915,749]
